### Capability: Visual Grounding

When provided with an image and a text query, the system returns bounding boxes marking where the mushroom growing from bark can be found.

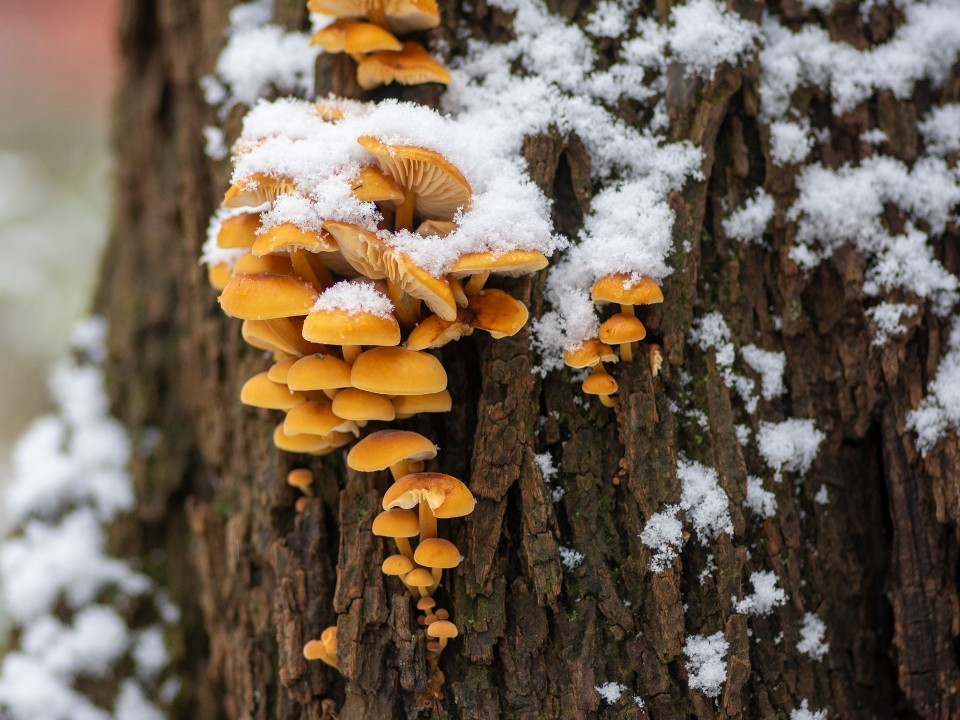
[381,472,475,540]
[347,429,438,480]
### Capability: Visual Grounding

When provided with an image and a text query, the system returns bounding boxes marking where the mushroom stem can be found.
[395,188,416,231]
[342,344,362,364]
[387,280,421,326]
[395,537,415,561]
[290,248,333,291]
[266,317,315,356]
[620,341,634,363]
[437,637,448,653]
[464,271,489,295]
[322,388,340,400]
[389,459,424,481]
[620,303,635,316]
[599,393,617,408]
[419,502,438,540]
[367,5,388,29]
[427,567,442,595]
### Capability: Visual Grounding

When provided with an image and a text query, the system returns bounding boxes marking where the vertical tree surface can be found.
[97,0,960,718]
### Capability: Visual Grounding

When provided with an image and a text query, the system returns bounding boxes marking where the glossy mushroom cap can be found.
[563,338,618,369]
[273,424,347,454]
[332,388,396,422]
[310,19,402,54]
[450,249,548,278]
[284,400,355,437]
[302,308,401,347]
[251,223,337,256]
[233,252,294,276]
[351,347,447,395]
[406,314,471,351]
[467,289,529,339]
[392,390,452,418]
[224,173,295,208]
[240,373,305,410]
[382,554,414,576]
[219,274,319,320]
[427,619,458,639]
[351,165,405,204]
[591,273,664,306]
[347,430,437,472]
[287,468,314,493]
[372,508,421,538]
[382,472,475,518]
[405,567,434,589]
[582,372,618,397]
[356,43,450,90]
[598,314,647,345]
[287,354,353,391]
[414,538,461,569]
[217,212,260,249]
[268,358,298,384]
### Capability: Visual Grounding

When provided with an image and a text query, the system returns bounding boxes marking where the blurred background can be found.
[0,0,118,469]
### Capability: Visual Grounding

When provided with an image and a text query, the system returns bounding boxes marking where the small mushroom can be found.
[310,19,403,55]
[372,509,420,561]
[307,0,441,34]
[392,390,452,419]
[413,537,461,593]
[405,567,435,598]
[356,43,450,91]
[287,468,314,496]
[381,553,414,577]
[416,596,436,613]
[582,369,618,408]
[286,354,353,394]
[284,399,357,437]
[219,274,319,321]
[268,357,298,384]
[426,620,458,653]
[598,313,646,363]
[240,373,305,410]
[591,273,663,317]
[347,429,438,480]
[382,472,475,540]
[332,388,396,422]
[216,212,260,249]
[302,288,401,363]
[223,173,295,208]
[351,347,447,396]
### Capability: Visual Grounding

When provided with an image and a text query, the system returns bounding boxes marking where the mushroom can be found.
[346,429,437,480]
[591,273,663,318]
[372,508,420,561]
[207,262,233,291]
[240,373,305,410]
[392,390,452,419]
[358,136,471,229]
[563,338,618,370]
[216,212,261,249]
[286,354,353,396]
[598,313,646,363]
[351,347,447,396]
[405,314,472,351]
[219,274,319,321]
[223,173,296,208]
[268,357,298,384]
[332,387,396,422]
[287,468,314,496]
[381,472,475,540]
[413,537,460,593]
[416,596,436,613]
[450,249,548,294]
[356,42,450,91]
[310,19,402,55]
[241,318,320,358]
[404,567,435,598]
[426,620,458,654]
[466,289,529,339]
[251,223,338,257]
[274,424,350,454]
[302,288,401,363]
[582,369,618,408]
[381,553,414,578]
[350,165,405,205]
[284,399,357,437]
[304,626,339,668]
[232,251,294,277]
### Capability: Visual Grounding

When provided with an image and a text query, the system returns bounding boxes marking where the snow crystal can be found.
[691,312,758,413]
[585,1,635,39]
[683,632,729,698]
[741,345,786,400]
[200,208,249,270]
[203,126,228,161]
[791,699,828,720]
[640,506,683,572]
[114,681,165,720]
[797,612,829,660]
[859,128,887,146]
[769,120,813,165]
[534,452,557,482]
[595,681,626,704]
[757,419,825,480]
[907,324,960,454]
[678,458,733,542]
[866,303,918,346]
[733,571,787,615]
[723,189,774,244]
[735,424,752,446]
[559,546,585,570]
[744,476,777,518]
[919,103,960,157]
[312,280,394,318]
[668,0,760,80]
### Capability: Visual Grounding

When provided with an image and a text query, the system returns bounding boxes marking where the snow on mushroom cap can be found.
[312,280,394,318]
[231,98,561,277]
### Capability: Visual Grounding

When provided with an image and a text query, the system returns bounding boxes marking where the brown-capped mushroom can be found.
[287,468,314,496]
[217,212,261,249]
[413,537,460,592]
[332,387,396,422]
[372,508,420,560]
[347,429,437,480]
[591,273,663,317]
[598,313,646,362]
[240,372,306,410]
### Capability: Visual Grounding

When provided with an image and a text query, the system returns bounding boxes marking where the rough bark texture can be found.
[98,1,960,718]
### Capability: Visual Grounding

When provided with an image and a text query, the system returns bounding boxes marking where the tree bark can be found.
[97,1,960,718]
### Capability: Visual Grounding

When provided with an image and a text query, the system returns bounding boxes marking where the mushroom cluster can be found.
[563,273,663,406]
[208,96,554,682]
[307,0,449,90]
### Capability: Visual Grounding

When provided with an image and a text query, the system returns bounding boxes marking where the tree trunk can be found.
[97,1,960,718]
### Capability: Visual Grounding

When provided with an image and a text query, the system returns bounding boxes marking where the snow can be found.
[723,189,774,244]
[585,1,635,39]
[678,458,733,542]
[0,319,173,720]
[919,103,960,157]
[203,125,228,160]
[814,485,829,505]
[741,345,786,400]
[769,120,813,165]
[200,208,249,270]
[640,506,683,572]
[859,128,887,146]
[534,452,557,482]
[683,632,729,698]
[668,0,760,80]
[907,324,960,454]
[757,419,825,480]
[791,699,828,720]
[559,546,585,570]
[744,476,777,518]
[866,303,918,346]
[312,280,394,318]
[595,681,626,704]
[733,571,787,615]
[797,612,829,661]
[690,312,758,413]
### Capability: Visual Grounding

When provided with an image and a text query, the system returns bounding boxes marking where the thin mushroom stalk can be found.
[419,501,438,540]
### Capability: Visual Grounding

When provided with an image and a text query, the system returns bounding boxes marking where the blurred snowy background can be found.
[0,0,118,470]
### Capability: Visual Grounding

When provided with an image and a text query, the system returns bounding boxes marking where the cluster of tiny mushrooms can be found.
[207,0,663,701]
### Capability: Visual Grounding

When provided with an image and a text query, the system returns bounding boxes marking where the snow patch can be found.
[683,632,729,698]
[723,189,774,244]
[797,612,829,661]
[733,571,787,615]
[640,506,684,572]
[744,476,777,518]
[757,419,825,480]
[678,458,733,542]
[907,324,960,455]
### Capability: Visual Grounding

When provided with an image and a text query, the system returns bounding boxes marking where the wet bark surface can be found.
[99,0,960,718]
